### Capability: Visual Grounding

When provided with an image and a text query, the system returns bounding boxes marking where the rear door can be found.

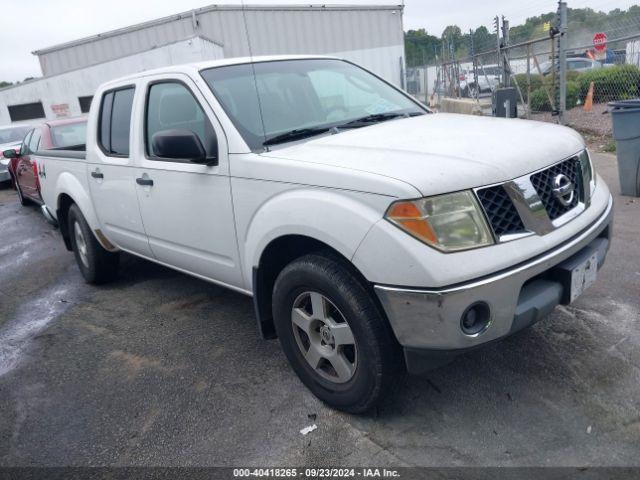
[87,84,153,257]
[133,74,242,288]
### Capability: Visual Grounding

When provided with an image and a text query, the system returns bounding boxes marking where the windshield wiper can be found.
[261,111,425,146]
[263,127,333,146]
[338,111,423,129]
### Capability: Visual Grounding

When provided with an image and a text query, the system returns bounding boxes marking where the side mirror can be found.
[151,129,216,166]
[2,149,18,159]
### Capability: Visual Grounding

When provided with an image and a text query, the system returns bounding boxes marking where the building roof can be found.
[32,3,402,56]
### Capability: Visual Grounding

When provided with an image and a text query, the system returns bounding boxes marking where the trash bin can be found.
[493,88,518,118]
[609,99,640,197]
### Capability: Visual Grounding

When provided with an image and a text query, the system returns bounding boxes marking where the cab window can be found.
[98,87,135,156]
[145,81,217,161]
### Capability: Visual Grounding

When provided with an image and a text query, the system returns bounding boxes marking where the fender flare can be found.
[55,172,116,251]
[243,188,384,289]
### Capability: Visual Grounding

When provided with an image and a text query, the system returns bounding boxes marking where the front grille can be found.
[476,185,526,237]
[530,157,582,220]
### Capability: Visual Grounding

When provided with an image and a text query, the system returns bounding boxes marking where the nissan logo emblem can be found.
[552,174,575,207]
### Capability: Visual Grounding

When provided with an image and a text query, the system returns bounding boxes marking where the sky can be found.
[1,0,638,82]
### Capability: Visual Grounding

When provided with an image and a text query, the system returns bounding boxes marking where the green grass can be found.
[603,139,617,153]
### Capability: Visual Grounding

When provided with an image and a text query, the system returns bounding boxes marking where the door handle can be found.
[91,170,103,179]
[136,177,154,186]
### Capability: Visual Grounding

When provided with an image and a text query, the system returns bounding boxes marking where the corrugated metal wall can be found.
[35,5,404,77]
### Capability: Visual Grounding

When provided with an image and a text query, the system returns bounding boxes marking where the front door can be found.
[134,75,242,289]
[87,85,153,258]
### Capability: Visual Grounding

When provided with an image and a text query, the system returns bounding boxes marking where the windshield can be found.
[200,59,425,150]
[51,122,87,148]
[0,126,31,144]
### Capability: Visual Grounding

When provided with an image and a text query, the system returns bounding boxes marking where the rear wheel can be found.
[272,253,403,413]
[68,204,119,284]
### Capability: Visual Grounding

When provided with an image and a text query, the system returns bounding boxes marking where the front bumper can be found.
[374,195,613,374]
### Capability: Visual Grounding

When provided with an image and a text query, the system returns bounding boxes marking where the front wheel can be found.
[68,204,119,284]
[272,253,403,413]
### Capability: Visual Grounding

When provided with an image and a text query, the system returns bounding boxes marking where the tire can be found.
[272,253,403,413]
[67,204,119,284]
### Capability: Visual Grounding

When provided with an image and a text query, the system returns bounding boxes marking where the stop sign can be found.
[593,32,607,51]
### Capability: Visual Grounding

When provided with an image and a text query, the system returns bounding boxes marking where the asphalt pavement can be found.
[0,153,638,467]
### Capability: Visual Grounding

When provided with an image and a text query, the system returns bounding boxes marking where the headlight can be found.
[385,190,494,252]
[579,149,596,201]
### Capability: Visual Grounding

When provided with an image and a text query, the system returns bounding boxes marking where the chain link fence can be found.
[406,1,640,135]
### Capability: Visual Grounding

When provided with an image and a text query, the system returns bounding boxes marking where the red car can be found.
[3,117,87,206]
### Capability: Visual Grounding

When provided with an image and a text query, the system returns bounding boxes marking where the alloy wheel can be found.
[291,291,358,384]
[73,221,89,268]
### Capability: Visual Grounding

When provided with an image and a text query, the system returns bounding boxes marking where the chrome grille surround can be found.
[475,152,590,242]
[530,156,582,220]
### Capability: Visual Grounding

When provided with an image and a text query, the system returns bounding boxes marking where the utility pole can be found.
[422,46,428,102]
[556,1,568,124]
[469,29,480,100]
[501,16,510,87]
[449,37,460,97]
[494,16,501,72]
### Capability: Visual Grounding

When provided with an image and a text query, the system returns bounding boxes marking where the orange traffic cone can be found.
[584,81,594,112]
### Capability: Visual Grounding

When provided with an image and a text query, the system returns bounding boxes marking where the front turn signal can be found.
[385,191,494,252]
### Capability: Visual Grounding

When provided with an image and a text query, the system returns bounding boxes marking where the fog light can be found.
[460,302,491,335]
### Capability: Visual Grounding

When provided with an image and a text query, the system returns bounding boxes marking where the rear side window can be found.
[98,87,134,156]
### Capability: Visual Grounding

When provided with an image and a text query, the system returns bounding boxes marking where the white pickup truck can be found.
[37,56,612,412]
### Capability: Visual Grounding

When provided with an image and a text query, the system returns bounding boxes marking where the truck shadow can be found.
[104,252,633,425]
[53,230,636,445]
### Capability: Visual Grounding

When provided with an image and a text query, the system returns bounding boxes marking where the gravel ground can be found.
[530,103,613,136]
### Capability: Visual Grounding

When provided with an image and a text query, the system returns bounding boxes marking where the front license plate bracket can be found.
[553,246,600,305]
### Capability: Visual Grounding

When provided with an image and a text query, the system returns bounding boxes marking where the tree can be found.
[405,5,640,64]
[472,26,496,53]
[405,29,441,66]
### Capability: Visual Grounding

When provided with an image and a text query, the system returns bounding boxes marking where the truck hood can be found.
[261,113,585,196]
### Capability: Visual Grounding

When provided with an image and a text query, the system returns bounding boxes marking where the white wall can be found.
[0,37,223,125]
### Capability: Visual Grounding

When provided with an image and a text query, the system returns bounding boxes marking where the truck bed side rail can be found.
[34,149,86,160]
